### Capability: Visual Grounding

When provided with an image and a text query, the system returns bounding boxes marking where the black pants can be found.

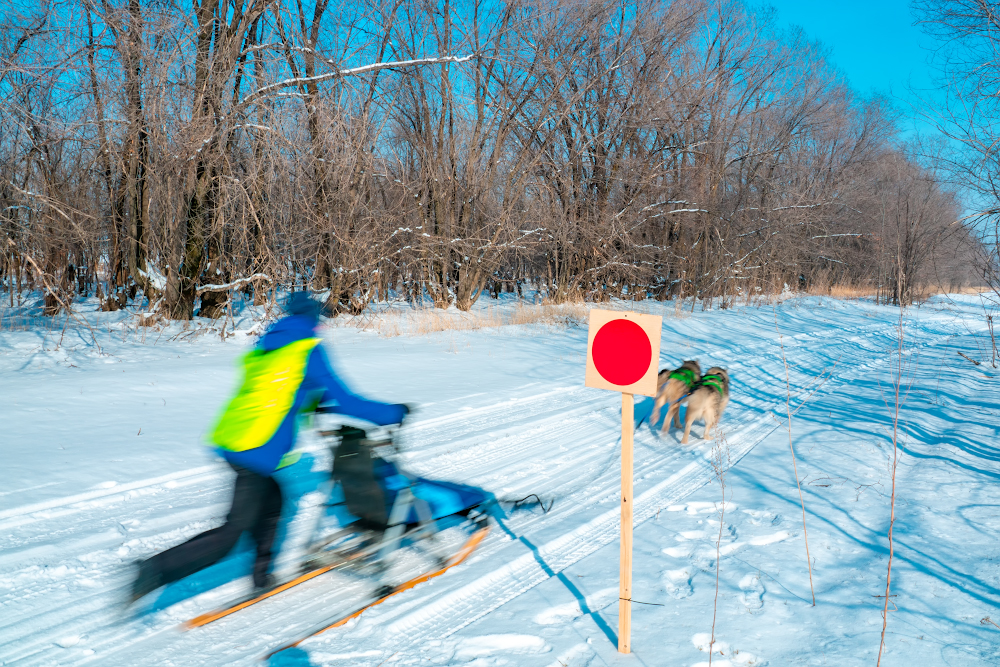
[145,462,283,589]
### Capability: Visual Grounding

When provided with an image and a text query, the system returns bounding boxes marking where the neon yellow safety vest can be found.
[211,337,321,457]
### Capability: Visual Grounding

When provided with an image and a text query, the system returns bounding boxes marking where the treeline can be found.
[0,0,978,319]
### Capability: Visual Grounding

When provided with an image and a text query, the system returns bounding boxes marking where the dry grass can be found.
[806,282,988,301]
[900,284,990,303]
[340,301,592,337]
[335,282,995,339]
[919,285,989,297]
[3,283,990,339]
[808,284,877,299]
[0,311,33,331]
[0,305,60,332]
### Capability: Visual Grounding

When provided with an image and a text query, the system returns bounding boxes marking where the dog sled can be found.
[302,423,493,571]
[185,416,494,633]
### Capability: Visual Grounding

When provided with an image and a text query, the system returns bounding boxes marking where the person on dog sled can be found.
[130,292,409,603]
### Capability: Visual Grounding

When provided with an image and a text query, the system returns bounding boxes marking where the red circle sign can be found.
[592,319,652,386]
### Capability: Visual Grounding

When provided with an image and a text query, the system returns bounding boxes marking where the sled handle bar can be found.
[315,404,408,428]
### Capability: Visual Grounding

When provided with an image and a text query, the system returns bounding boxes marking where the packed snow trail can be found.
[0,295,993,666]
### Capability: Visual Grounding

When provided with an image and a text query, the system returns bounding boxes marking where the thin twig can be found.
[986,314,998,368]
[774,308,816,606]
[877,295,906,666]
[957,351,981,366]
[789,356,841,419]
[708,432,731,666]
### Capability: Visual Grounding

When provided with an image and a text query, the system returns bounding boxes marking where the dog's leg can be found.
[704,407,718,441]
[711,399,728,440]
[651,393,666,428]
[682,407,696,444]
[672,400,683,429]
[663,402,677,433]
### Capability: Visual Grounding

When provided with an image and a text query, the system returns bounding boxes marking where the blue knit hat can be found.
[286,292,322,322]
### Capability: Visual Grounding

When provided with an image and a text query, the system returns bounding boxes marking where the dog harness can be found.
[668,367,697,389]
[694,373,726,396]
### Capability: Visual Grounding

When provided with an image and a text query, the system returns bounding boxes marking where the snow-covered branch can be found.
[196,274,272,294]
[772,202,831,211]
[238,54,477,109]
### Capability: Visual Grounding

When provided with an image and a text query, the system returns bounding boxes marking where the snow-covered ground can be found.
[2,293,999,666]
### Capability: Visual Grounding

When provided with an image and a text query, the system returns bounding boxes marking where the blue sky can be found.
[760,0,940,135]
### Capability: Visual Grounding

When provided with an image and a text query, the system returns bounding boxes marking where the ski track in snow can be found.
[0,302,967,665]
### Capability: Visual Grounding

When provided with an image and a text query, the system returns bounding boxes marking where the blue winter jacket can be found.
[220,315,406,475]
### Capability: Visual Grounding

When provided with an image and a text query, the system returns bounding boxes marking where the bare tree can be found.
[914,1,1000,304]
[0,0,978,318]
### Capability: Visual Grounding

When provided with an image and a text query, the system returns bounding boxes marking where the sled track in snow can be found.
[387,412,779,645]
[303,317,959,653]
[0,316,911,537]
[0,382,631,665]
[0,313,958,665]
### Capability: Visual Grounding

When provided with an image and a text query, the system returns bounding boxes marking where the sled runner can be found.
[184,421,493,630]
[263,525,489,659]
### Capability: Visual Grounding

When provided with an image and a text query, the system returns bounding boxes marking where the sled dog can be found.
[650,360,701,433]
[681,367,730,444]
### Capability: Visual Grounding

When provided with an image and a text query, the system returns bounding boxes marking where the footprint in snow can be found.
[738,573,765,613]
[452,634,551,661]
[670,501,739,516]
[662,544,695,559]
[664,567,694,599]
[691,632,766,666]
[677,529,711,540]
[703,518,738,542]
[533,587,617,625]
[740,508,776,526]
[543,642,595,667]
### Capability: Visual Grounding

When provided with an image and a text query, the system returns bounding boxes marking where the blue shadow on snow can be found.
[493,517,618,647]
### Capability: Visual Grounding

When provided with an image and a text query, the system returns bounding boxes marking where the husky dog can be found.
[650,360,701,433]
[681,367,730,444]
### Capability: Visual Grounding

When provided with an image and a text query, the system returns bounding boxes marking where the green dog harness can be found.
[696,373,726,396]
[668,367,697,388]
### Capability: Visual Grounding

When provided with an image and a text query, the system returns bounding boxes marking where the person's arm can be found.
[305,345,407,425]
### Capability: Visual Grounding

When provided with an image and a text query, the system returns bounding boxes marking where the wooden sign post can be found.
[584,308,662,654]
